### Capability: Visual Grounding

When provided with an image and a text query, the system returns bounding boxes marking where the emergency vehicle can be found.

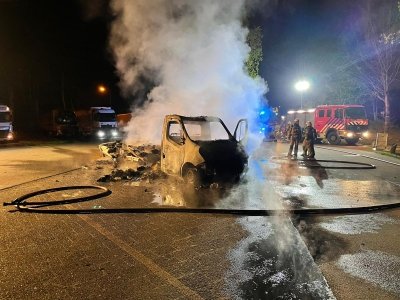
[285,104,369,145]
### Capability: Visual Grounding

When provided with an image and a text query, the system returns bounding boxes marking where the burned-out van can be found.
[161,115,248,185]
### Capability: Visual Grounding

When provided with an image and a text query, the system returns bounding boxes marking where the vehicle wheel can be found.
[327,131,341,145]
[345,138,359,145]
[184,168,201,187]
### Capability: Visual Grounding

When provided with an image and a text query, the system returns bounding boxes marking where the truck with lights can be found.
[285,104,369,145]
[75,107,120,140]
[0,105,15,142]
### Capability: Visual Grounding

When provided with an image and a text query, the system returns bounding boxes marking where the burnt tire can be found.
[327,131,341,145]
[345,138,359,145]
[184,168,201,187]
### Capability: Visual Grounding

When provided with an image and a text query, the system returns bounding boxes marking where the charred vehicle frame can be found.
[161,115,248,186]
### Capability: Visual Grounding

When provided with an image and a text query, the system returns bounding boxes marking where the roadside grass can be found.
[378,151,400,160]
[359,120,400,156]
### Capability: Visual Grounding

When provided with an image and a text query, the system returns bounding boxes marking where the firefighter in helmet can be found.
[285,121,292,141]
[287,118,302,158]
[302,121,317,159]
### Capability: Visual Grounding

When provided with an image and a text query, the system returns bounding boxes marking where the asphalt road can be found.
[0,142,99,189]
[0,141,399,299]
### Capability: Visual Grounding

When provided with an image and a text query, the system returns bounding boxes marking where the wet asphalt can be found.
[0,141,399,299]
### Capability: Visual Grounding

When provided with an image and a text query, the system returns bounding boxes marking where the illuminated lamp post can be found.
[294,80,310,109]
[97,84,112,106]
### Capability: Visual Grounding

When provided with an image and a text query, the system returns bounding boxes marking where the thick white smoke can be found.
[109,0,267,144]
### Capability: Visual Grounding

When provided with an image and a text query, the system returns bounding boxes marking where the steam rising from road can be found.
[109,0,267,144]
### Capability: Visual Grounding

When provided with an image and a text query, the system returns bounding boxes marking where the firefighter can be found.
[285,121,292,142]
[302,121,317,159]
[287,119,302,158]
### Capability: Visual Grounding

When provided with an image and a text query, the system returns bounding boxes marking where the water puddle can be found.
[319,214,399,235]
[225,216,335,299]
[337,250,400,295]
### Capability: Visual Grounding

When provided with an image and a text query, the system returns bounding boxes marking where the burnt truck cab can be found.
[161,115,248,185]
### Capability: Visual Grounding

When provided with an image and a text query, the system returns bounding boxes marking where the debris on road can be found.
[96,164,166,183]
[98,141,123,160]
[97,141,165,183]
[98,141,161,166]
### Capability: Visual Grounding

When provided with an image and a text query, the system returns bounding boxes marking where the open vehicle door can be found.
[233,119,248,144]
[161,118,185,175]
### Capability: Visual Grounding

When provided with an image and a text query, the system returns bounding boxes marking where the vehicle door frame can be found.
[161,117,186,176]
[233,119,248,144]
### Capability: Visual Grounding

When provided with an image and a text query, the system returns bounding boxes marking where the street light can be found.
[97,84,111,106]
[294,80,310,109]
[97,85,107,94]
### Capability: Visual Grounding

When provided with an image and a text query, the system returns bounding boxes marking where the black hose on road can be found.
[298,159,376,169]
[3,185,399,216]
[271,157,376,170]
[3,185,111,208]
[316,145,400,167]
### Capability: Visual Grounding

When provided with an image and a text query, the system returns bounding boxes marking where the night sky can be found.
[256,0,363,108]
[0,0,398,130]
[0,0,121,129]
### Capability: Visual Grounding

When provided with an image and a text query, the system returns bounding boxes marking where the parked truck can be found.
[161,115,248,185]
[39,109,78,137]
[75,107,120,140]
[0,105,15,142]
[284,104,369,145]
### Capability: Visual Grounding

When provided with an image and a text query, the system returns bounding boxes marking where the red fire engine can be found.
[284,105,369,145]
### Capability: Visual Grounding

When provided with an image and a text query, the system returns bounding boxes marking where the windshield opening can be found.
[93,112,116,122]
[345,107,366,119]
[0,112,12,122]
[183,119,230,141]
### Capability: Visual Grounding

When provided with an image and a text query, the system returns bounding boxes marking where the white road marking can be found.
[316,146,400,167]
[72,210,205,300]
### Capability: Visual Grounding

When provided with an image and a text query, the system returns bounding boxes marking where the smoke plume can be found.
[109,0,267,144]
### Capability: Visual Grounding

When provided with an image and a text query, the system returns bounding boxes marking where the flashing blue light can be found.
[259,110,266,116]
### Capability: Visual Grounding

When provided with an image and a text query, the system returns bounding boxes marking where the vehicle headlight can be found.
[346,132,354,138]
[362,131,369,138]
[111,130,119,137]
[97,130,105,138]
[6,133,13,140]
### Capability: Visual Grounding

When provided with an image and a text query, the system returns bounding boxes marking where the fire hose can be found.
[3,184,400,216]
[273,158,377,170]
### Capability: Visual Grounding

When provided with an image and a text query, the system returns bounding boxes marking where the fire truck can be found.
[284,104,369,145]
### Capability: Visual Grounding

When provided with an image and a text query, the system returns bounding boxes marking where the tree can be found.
[321,51,369,106]
[357,1,400,133]
[246,27,263,78]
